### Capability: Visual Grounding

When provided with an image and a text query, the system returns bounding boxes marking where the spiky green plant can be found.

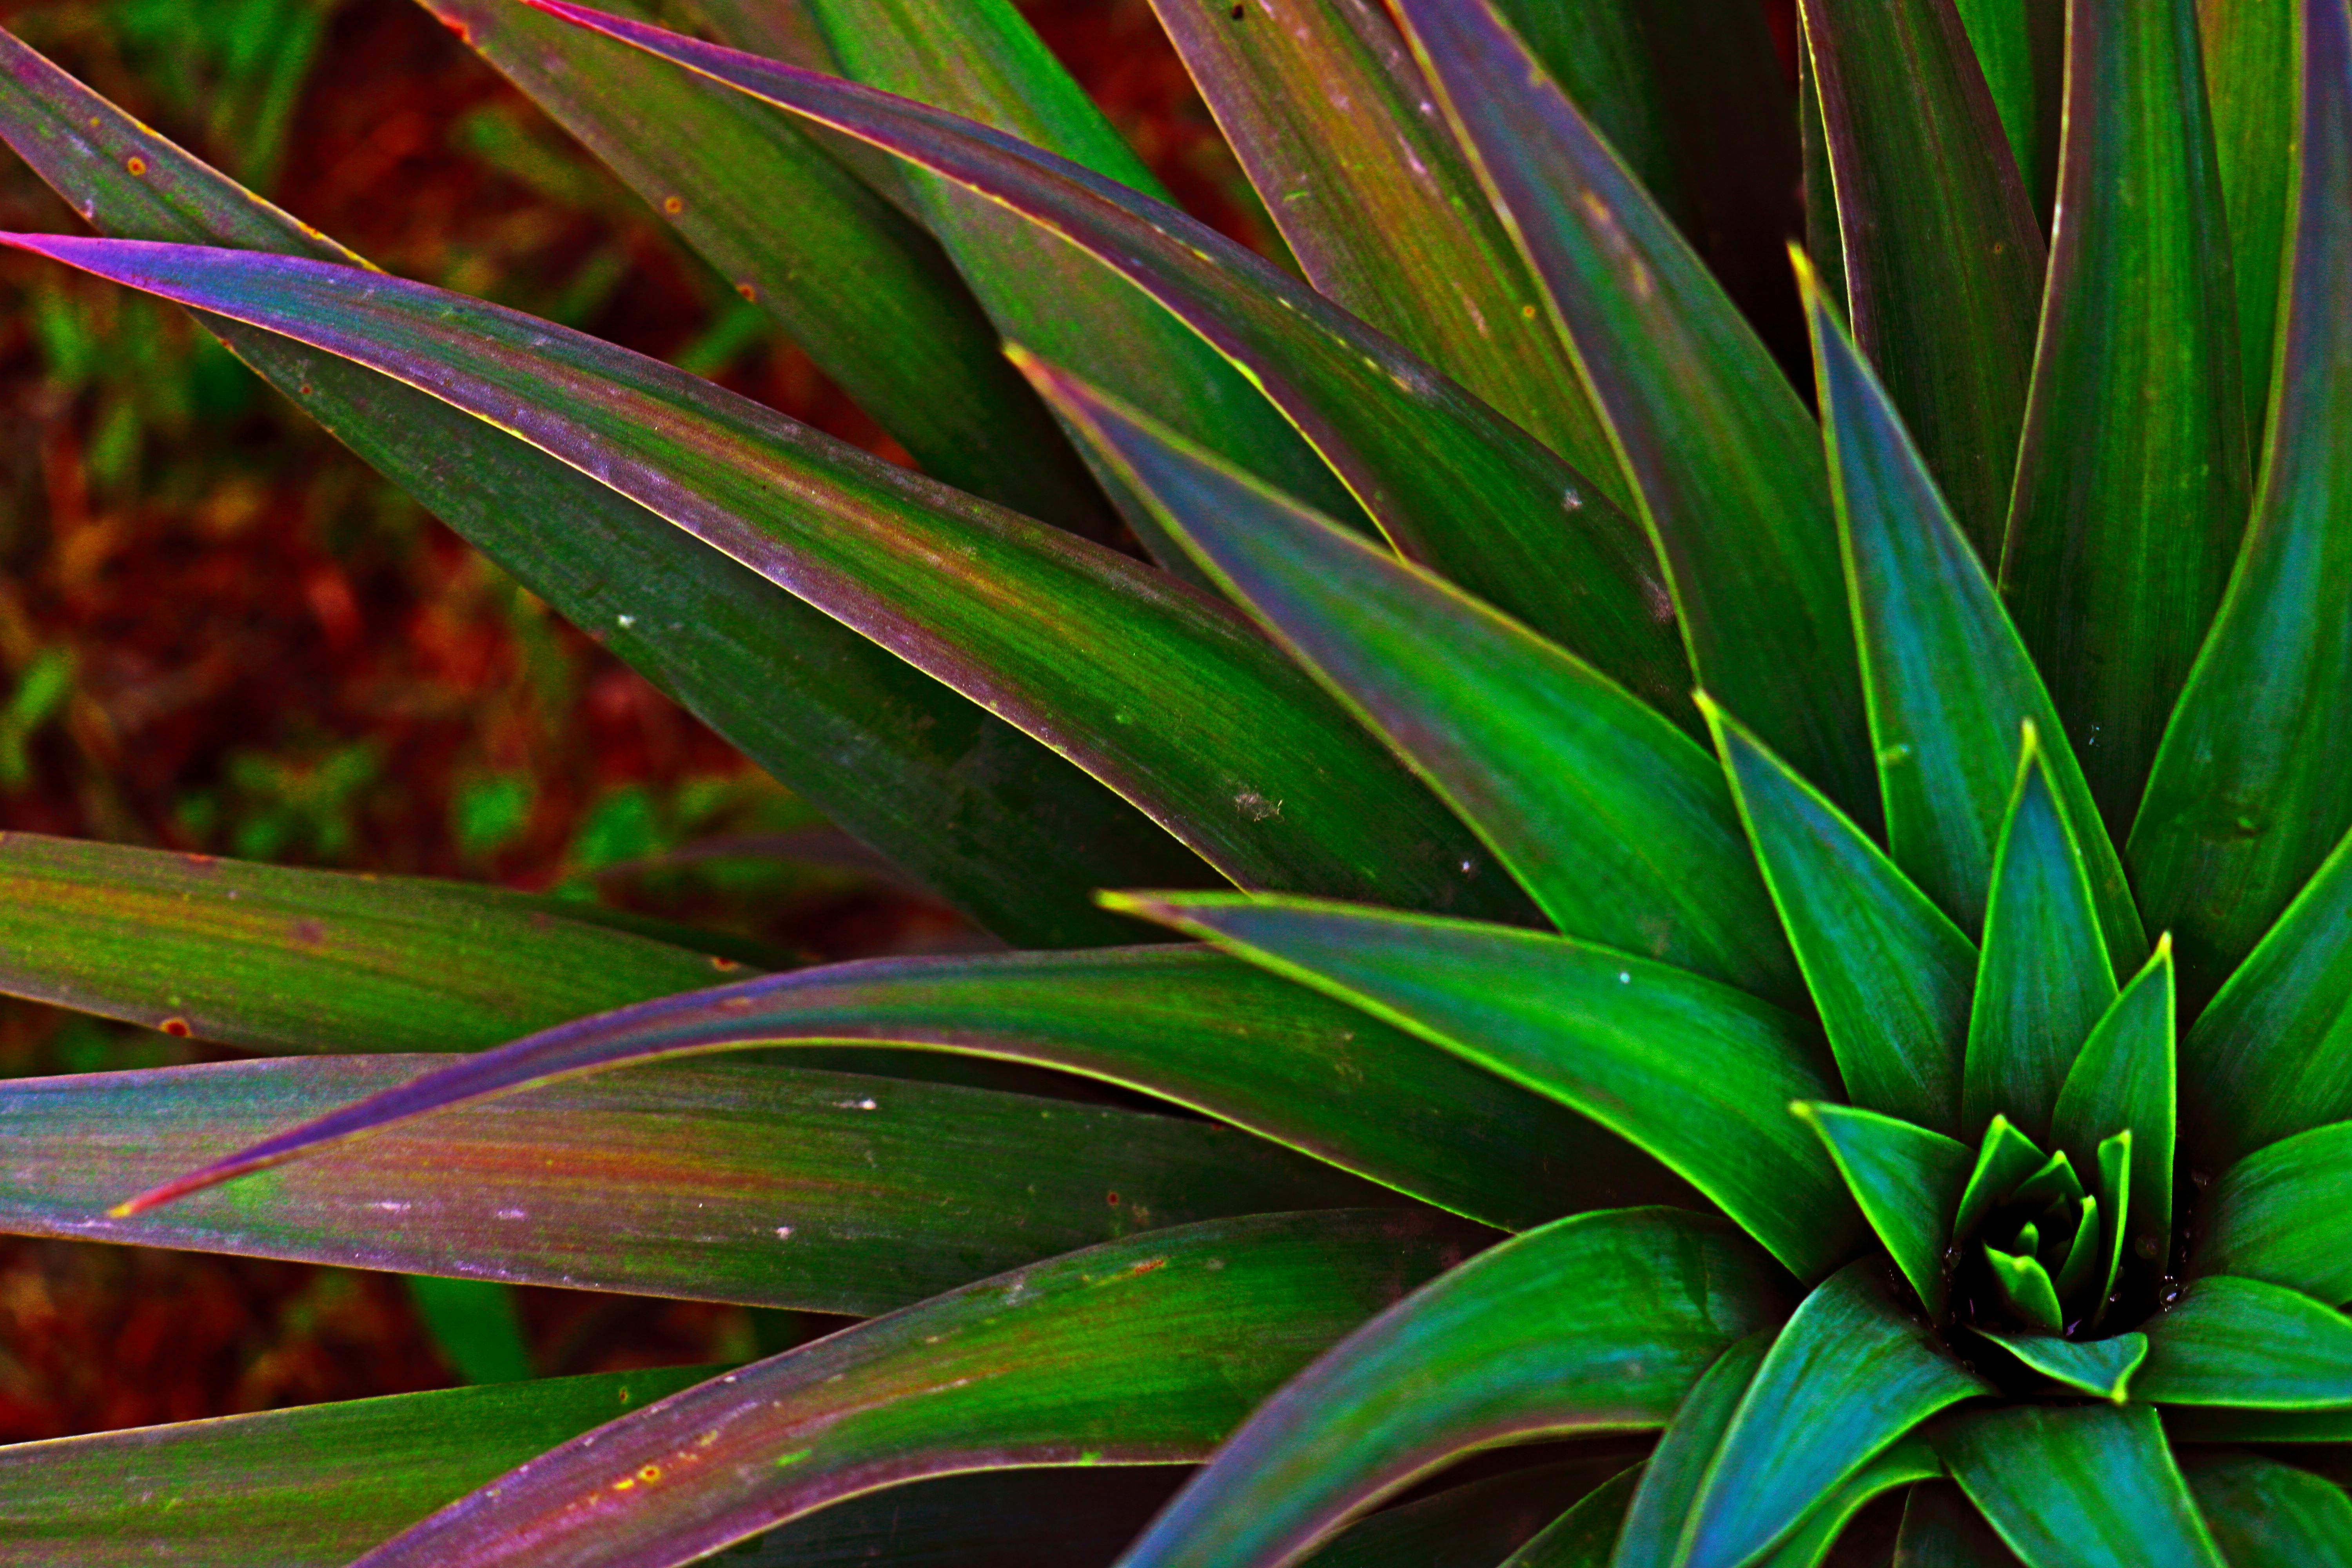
[0,0,2344,1560]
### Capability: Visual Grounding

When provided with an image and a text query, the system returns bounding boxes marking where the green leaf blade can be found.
[1939,1404,2226,1568]
[1797,1103,1972,1313]
[1971,1328,2149,1402]
[2199,0,2298,441]
[2180,1450,2352,1568]
[2138,1275,2352,1408]
[1610,1332,1774,1567]
[2051,938,2180,1251]
[2198,1119,2352,1305]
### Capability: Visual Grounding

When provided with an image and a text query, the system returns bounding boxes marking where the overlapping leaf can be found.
[1940,1404,2225,1568]
[2138,1275,2352,1407]
[2196,1118,2352,1304]
[2181,1451,2352,1568]
[2196,0,2298,438]
[1797,1103,1971,1312]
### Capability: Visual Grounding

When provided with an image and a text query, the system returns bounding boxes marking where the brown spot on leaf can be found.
[124,156,146,176]
[735,283,757,302]
[709,955,739,971]
[159,1017,191,1038]
[662,196,684,214]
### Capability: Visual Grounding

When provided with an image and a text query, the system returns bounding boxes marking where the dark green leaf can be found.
[1394,0,1873,822]
[2197,0,2298,441]
[1683,1263,1987,1568]
[1803,257,2137,964]
[1298,1460,1631,1568]
[122,946,1652,1234]
[1797,1103,1971,1313]
[1949,0,2063,220]
[1034,368,1794,1001]
[2138,1275,2352,1408]
[3,236,1512,918]
[1970,1327,2147,1402]
[1110,1210,1785,1568]
[528,1,1687,705]
[0,832,728,1052]
[2051,937,2179,1251]
[1753,1437,1941,1568]
[406,1276,534,1385]
[1500,1465,1644,1568]
[0,29,1190,949]
[2180,1450,2352,1568]
[2094,1130,2136,1320]
[1952,1115,2048,1242]
[1939,1404,2226,1568]
[2198,1118,2352,1305]
[1984,1247,2065,1334]
[1963,731,2122,1145]
[348,1210,1474,1567]
[2163,1407,2352,1443]
[7,1054,1372,1315]
[1147,0,1624,502]
[0,1366,716,1566]
[1706,697,1974,1127]
[2002,0,2252,829]
[1113,894,1862,1281]
[1798,0,2045,555]
[1612,1332,1775,1566]
[1894,1480,2029,1568]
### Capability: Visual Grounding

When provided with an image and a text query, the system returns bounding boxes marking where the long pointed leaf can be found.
[1508,1467,1645,1568]
[1035,366,1795,1000]
[2051,937,2179,1251]
[1394,0,1873,821]
[1751,1438,1942,1568]
[526,0,1686,704]
[1682,1263,1987,1568]
[1113,893,1862,1281]
[1796,1103,1971,1314]
[118,947,1657,1234]
[1705,697,1974,1129]
[2000,0,2252,827]
[2130,0,2352,1000]
[1963,731,2122,1144]
[2197,1119,2352,1305]
[0,28,1192,947]
[349,1210,1474,1568]
[0,234,1513,918]
[2198,0,2298,440]
[1894,1480,2029,1568]
[1799,0,2046,555]
[2,1054,1373,1315]
[1939,1405,2226,1568]
[1971,1328,2147,1402]
[1112,1210,1785,1568]
[1952,1116,2048,1243]
[2138,1275,2352,1407]
[1804,254,2138,963]
[2180,1450,2352,1568]
[1610,1332,1775,1567]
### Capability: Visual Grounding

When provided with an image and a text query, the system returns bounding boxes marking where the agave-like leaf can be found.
[1972,1327,2149,1403]
[2196,1119,2352,1305]
[1114,893,1862,1281]
[1939,1404,2226,1568]
[2198,0,2298,440]
[349,1211,1469,1568]
[1109,1210,1784,1568]
[1798,0,2046,555]
[1609,1332,1774,1566]
[2051,937,2179,1250]
[1751,1438,1943,1568]
[1797,40,1844,311]
[0,832,735,1051]
[2000,0,2252,827]
[0,234,1521,918]
[2130,0,2352,997]
[2136,1276,2352,1407]
[2,1054,1374,1314]
[1796,1102,1971,1313]
[1894,1478,2029,1567]
[1146,0,1622,502]
[527,0,1685,704]
[117,947,1662,1233]
[1951,1114,2048,1242]
[1034,366,1795,1000]
[1679,1263,1988,1568]
[1394,0,1873,822]
[0,29,1200,950]
[2180,1450,2352,1568]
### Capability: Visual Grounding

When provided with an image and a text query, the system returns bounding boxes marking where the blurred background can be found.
[0,0,1270,1440]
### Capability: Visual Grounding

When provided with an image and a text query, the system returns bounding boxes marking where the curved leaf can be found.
[1113,1210,1787,1568]
[1963,731,2122,1145]
[2138,1276,2352,1408]
[2180,1450,2352,1568]
[1394,0,1872,823]
[2197,1118,2352,1305]
[1034,367,1793,1000]
[1796,1103,1971,1314]
[117,946,1654,1234]
[2000,0,2252,826]
[1505,1466,1644,1568]
[1752,1437,1941,1568]
[1894,1480,2029,1568]
[524,0,1686,706]
[1971,1328,2147,1403]
[1952,1116,2049,1243]
[349,1210,1474,1568]
[1113,893,1862,1281]
[1610,1332,1775,1566]
[1705,697,1973,1128]
[1682,1263,1987,1568]
[2051,938,2179,1252]
[2128,0,2352,998]
[1299,1459,1632,1568]
[1146,0,1622,499]
[0,832,730,1052]
[1803,256,2137,964]
[2198,0,2298,441]
[0,234,1512,918]
[0,28,1190,949]
[1799,0,2045,555]
[3,1054,1376,1314]
[1939,1404,2225,1568]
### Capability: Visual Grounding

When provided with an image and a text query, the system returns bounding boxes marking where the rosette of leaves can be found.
[0,0,2345,1561]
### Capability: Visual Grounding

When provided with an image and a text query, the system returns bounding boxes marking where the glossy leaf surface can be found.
[529,0,1686,703]
[1706,697,1972,1127]
[1976,1328,2147,1402]
[2197,1118,2352,1304]
[2002,0,2251,826]
[1396,0,1872,820]
[1751,1437,1940,1568]
[122,947,1650,1234]
[0,234,1510,917]
[1798,1103,1971,1312]
[2,1054,1373,1314]
[2137,1275,2352,1407]
[1952,1116,2049,1242]
[1799,0,2046,555]
[2051,938,2178,1248]
[1113,1210,1784,1568]
[1940,1404,2225,1568]
[1118,894,1860,1281]
[0,28,1189,949]
[2180,1450,2352,1568]
[353,1210,1471,1568]
[2129,0,2352,995]
[1608,1332,1772,1568]
[1039,369,1791,1000]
